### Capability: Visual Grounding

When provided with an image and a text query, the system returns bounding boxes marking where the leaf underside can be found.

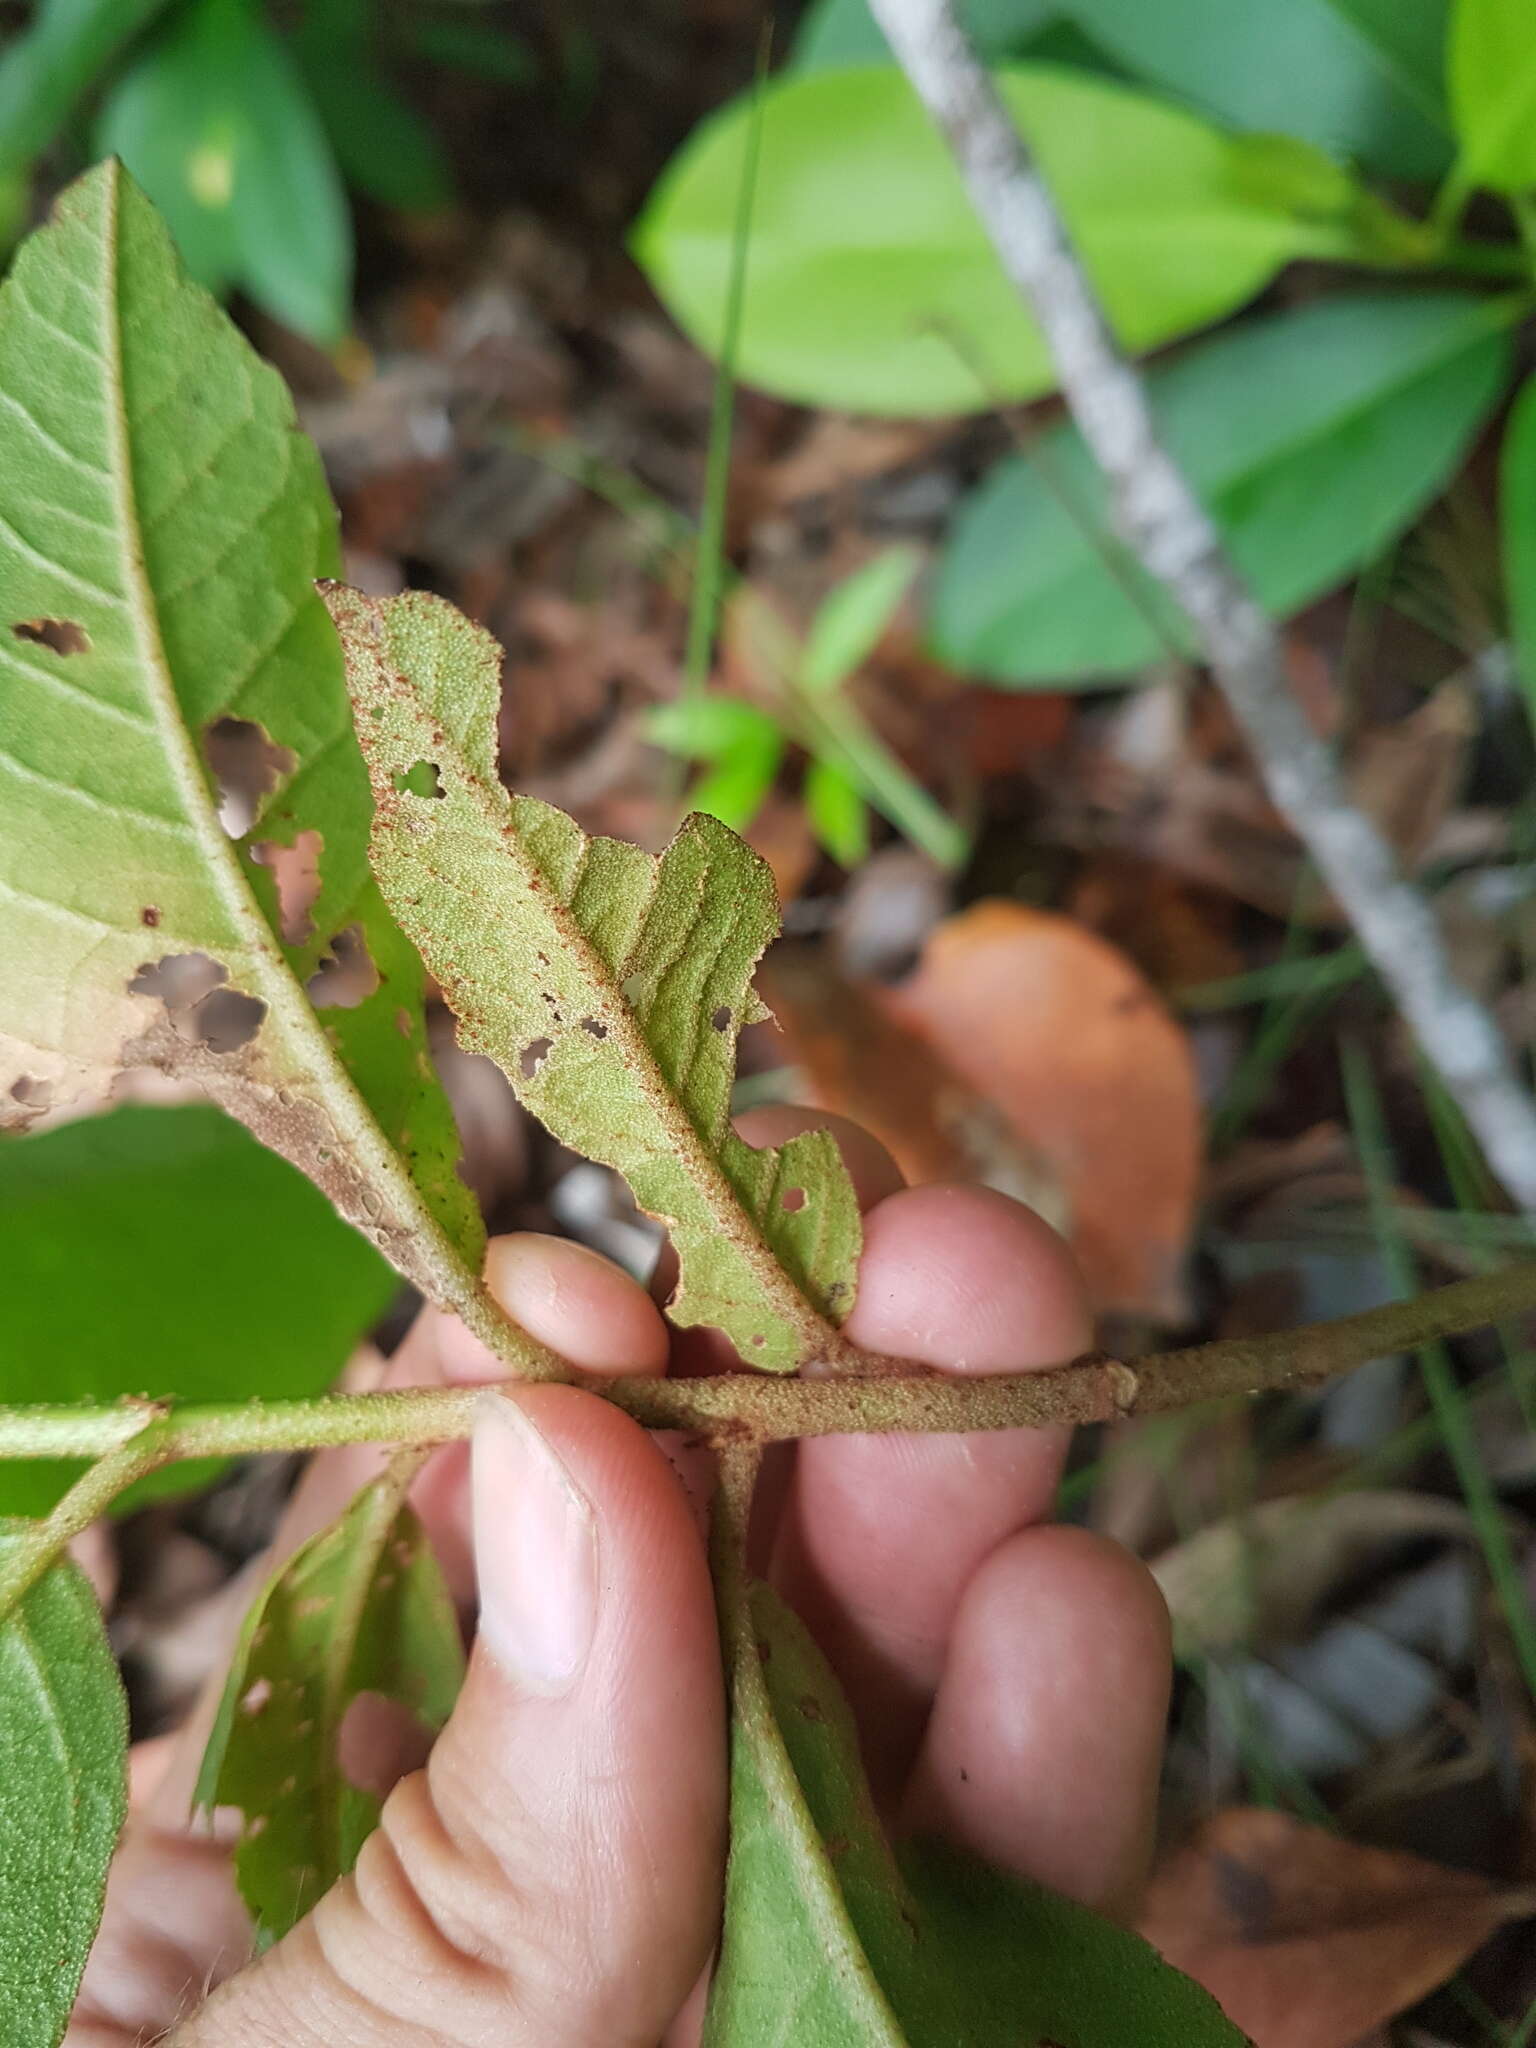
[0,1527,128,2048]
[706,1578,1252,2047]
[195,1467,464,1943]
[0,160,481,1297]
[324,584,862,1373]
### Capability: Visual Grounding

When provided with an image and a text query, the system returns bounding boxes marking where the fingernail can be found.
[472,1393,598,1695]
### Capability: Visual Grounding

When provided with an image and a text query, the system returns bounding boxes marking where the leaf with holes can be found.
[0,1525,128,2048]
[194,1460,464,1943]
[0,161,489,1325]
[707,1577,1250,2045]
[325,585,862,1373]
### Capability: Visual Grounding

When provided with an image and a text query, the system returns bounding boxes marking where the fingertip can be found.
[439,1233,671,1383]
[906,1524,1171,1918]
[848,1183,1092,1372]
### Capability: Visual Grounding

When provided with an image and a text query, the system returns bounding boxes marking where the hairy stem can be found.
[866,0,1536,1215]
[0,1257,1531,1487]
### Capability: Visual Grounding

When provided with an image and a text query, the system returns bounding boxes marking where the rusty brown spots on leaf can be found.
[13,616,89,655]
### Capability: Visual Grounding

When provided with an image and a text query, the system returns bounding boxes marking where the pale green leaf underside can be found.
[0,1526,128,2048]
[706,1579,1251,2046]
[325,585,862,1372]
[0,160,481,1292]
[195,1471,464,1942]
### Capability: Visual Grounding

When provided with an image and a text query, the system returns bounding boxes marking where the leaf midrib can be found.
[732,1642,907,2046]
[97,167,465,1291]
[315,1476,401,1881]
[417,691,839,1358]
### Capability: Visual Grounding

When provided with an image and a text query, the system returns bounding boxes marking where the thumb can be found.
[176,1386,726,2047]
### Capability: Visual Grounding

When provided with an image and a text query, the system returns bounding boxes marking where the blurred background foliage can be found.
[8,0,1536,2035]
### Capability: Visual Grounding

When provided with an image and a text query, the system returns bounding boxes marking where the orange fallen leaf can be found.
[762,942,1064,1225]
[881,901,1201,1319]
[1139,1808,1536,2048]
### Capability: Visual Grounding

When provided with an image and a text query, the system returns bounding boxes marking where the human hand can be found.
[69,1109,1171,2046]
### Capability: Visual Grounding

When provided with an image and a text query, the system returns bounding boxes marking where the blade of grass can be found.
[681,25,770,706]
[1178,942,1367,1014]
[795,689,970,872]
[1341,1038,1536,1705]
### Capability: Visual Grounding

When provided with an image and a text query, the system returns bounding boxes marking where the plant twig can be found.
[865,0,1536,1214]
[0,1256,1533,1488]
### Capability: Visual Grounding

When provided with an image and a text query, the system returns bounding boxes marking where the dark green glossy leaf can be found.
[410,17,540,85]
[1067,0,1451,179]
[635,63,1372,417]
[0,1527,127,2048]
[934,292,1511,686]
[794,0,1057,68]
[0,1105,395,1518]
[1501,369,1536,738]
[95,0,352,342]
[707,1578,1248,2045]
[295,0,454,214]
[0,0,173,178]
[195,1466,464,1942]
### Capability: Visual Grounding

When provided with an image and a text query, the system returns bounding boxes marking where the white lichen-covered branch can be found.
[867,0,1536,1212]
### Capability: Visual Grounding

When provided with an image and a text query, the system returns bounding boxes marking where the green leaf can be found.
[0,1104,395,1518]
[0,162,484,1315]
[0,0,174,179]
[1066,0,1451,180]
[0,1527,128,2048]
[793,0,1057,69]
[95,0,352,343]
[1447,0,1536,196]
[295,0,454,214]
[804,756,872,867]
[707,1578,1248,2046]
[1501,369,1536,738]
[195,1464,464,1942]
[324,584,862,1373]
[633,62,1375,418]
[934,291,1512,685]
[410,16,540,85]
[645,695,786,762]
[801,546,921,696]
[688,733,789,832]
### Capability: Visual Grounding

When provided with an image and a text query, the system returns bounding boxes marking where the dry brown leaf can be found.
[881,901,1202,1319]
[1140,1807,1535,2048]
[1151,1489,1474,1658]
[1349,677,1475,870]
[1068,851,1244,992]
